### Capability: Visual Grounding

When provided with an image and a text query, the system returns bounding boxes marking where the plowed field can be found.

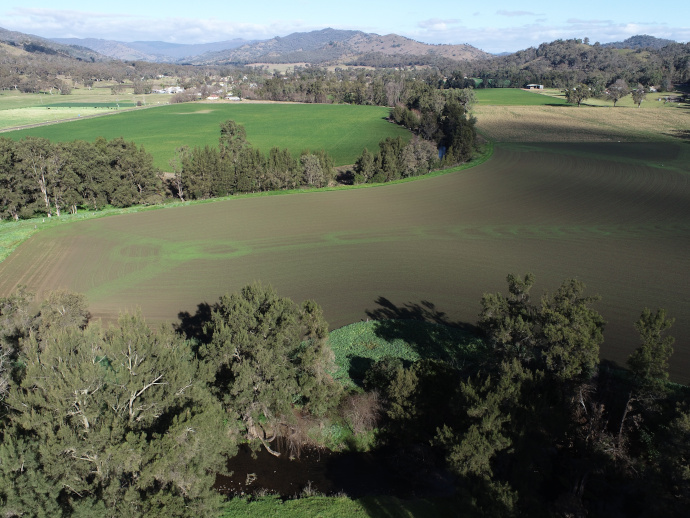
[1,142,688,381]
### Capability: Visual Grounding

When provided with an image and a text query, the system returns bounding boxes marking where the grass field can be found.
[0,87,170,111]
[471,87,689,142]
[0,105,136,131]
[0,142,687,381]
[220,494,459,517]
[473,88,569,106]
[1,102,410,168]
[474,103,689,142]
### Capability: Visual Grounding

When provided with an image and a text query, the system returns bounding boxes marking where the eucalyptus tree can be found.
[605,78,630,106]
[2,311,235,517]
[631,84,648,107]
[200,284,341,454]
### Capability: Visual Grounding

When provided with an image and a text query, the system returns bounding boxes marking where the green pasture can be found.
[2,103,410,168]
[0,88,177,131]
[534,87,686,109]
[0,106,132,131]
[0,87,169,110]
[328,320,485,387]
[221,494,458,517]
[473,88,569,106]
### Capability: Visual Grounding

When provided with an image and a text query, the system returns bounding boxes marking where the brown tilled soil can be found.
[1,142,688,381]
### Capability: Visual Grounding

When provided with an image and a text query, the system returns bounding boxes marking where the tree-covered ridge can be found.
[459,38,690,89]
[602,35,678,50]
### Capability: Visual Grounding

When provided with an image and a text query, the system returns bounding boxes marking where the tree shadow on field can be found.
[666,129,690,142]
[176,302,214,351]
[365,297,474,331]
[363,297,486,370]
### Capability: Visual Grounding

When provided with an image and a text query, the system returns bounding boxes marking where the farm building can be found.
[526,84,544,90]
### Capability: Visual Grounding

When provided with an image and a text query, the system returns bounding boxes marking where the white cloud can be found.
[497,10,538,17]
[408,19,690,52]
[418,18,461,31]
[3,8,315,42]
[566,18,613,25]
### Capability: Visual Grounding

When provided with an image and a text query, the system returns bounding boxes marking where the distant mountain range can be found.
[48,37,256,62]
[0,26,681,66]
[0,26,104,61]
[46,28,490,64]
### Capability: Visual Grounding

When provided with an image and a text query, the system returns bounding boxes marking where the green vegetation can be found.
[0,136,162,220]
[0,34,688,518]
[0,284,342,516]
[3,103,410,168]
[220,494,458,517]
[1,272,688,517]
[328,320,485,387]
[473,88,569,105]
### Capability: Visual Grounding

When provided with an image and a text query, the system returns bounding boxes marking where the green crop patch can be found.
[474,88,569,106]
[42,102,136,108]
[328,320,486,387]
[2,103,410,168]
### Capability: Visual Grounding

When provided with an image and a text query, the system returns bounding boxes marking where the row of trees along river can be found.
[0,275,688,516]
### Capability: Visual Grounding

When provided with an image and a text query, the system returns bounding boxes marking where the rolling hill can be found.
[45,28,490,65]
[0,26,106,61]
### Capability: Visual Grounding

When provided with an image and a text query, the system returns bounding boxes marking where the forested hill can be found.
[603,34,678,50]
[459,37,690,88]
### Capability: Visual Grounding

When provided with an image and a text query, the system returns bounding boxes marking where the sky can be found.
[2,1,689,53]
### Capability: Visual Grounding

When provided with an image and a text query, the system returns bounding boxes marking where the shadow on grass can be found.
[666,128,690,142]
[356,297,486,377]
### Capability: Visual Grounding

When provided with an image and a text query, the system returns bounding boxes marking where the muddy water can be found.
[215,444,455,499]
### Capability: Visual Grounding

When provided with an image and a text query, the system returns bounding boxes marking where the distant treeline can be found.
[171,91,478,199]
[240,40,689,106]
[169,120,337,200]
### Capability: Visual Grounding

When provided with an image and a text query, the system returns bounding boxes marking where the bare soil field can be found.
[1,142,688,381]
[474,104,689,142]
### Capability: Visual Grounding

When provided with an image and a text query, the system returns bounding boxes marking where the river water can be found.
[215,443,456,499]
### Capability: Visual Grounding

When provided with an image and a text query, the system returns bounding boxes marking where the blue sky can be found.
[3,1,689,53]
